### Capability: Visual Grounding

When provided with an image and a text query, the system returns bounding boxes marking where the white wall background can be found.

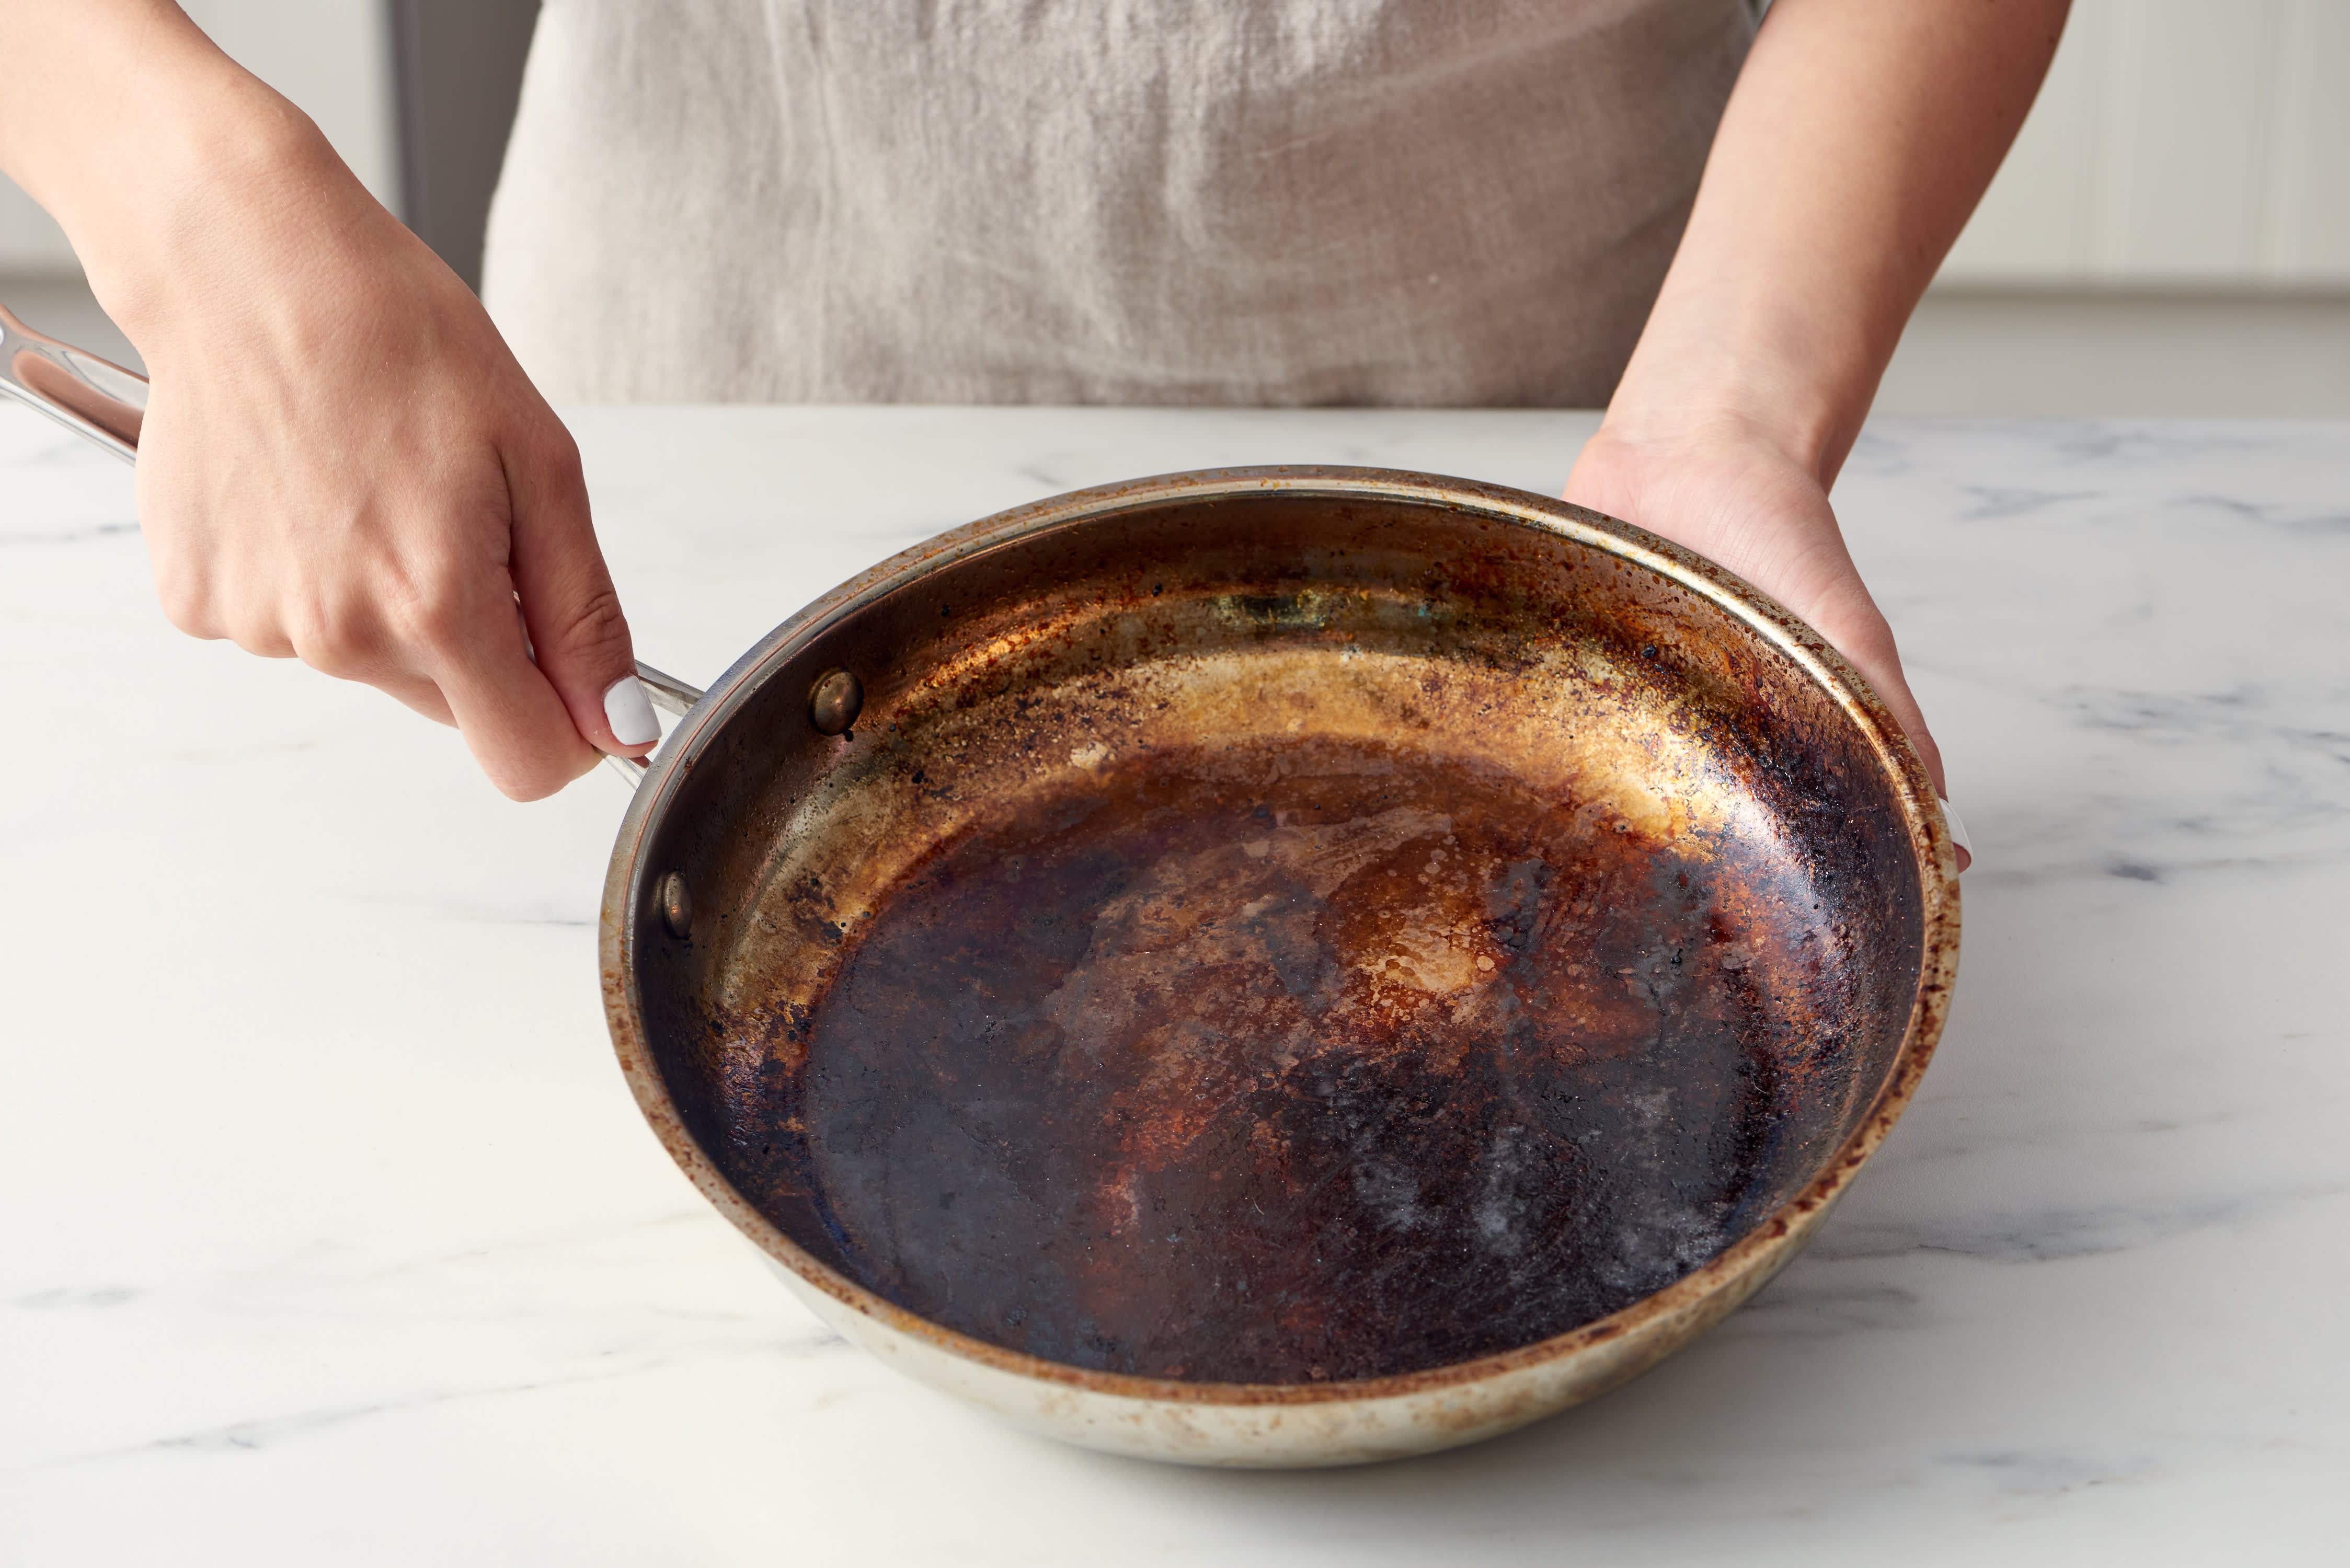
[0,0,399,274]
[3,0,2344,292]
[1942,0,2350,288]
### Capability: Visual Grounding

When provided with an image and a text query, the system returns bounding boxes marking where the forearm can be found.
[1608,0,2068,482]
[0,0,354,347]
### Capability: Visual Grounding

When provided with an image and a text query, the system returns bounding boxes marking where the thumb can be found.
[504,429,656,758]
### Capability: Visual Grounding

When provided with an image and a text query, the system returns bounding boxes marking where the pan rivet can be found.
[809,668,863,736]
[657,871,693,940]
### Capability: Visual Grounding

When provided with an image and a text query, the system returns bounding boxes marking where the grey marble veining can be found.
[2,407,2345,1563]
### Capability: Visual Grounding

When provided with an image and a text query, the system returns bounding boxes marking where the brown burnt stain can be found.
[771,739,1810,1383]
[615,474,1947,1402]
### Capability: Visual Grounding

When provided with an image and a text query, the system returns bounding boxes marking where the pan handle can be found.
[0,301,699,771]
[0,303,145,459]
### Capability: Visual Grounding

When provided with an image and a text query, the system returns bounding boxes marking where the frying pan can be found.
[4,305,1958,1467]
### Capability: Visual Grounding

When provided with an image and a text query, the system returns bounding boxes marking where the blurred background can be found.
[3,0,2345,416]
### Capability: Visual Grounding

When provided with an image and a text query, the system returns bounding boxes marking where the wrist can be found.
[1597,304,1867,487]
[1600,199,1909,488]
[52,63,363,354]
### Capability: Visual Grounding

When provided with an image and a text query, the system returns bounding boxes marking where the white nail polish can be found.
[603,675,661,748]
[1940,797,1972,862]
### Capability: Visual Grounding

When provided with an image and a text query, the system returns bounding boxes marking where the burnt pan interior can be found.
[628,483,1928,1386]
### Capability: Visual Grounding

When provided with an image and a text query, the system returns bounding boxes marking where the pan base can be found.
[778,735,1816,1385]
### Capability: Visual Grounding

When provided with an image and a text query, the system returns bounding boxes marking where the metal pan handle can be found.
[0,302,698,784]
[0,303,145,459]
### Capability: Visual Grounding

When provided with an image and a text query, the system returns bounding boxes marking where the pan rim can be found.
[601,464,1960,1410]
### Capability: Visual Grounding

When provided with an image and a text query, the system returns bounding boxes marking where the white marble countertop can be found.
[4,406,2347,1563]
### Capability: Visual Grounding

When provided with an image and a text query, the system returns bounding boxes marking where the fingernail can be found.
[603,675,660,748]
[1939,797,1972,862]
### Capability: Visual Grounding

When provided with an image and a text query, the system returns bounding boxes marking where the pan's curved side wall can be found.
[760,1192,1838,1468]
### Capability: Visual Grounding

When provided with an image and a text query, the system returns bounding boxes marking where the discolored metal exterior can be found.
[601,467,1959,1467]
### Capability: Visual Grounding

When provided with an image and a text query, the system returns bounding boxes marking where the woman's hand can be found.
[1565,417,1945,798]
[2,0,654,800]
[127,146,654,800]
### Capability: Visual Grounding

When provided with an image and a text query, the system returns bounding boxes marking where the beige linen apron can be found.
[483,1,1752,407]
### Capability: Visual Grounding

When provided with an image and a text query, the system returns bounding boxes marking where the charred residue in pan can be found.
[721,734,1855,1385]
[660,493,1921,1388]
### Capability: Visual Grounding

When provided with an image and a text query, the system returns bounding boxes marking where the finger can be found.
[260,575,462,725]
[1942,800,1974,875]
[1832,631,1953,814]
[501,427,653,757]
[1801,591,1967,872]
[417,575,602,801]
[374,672,457,727]
[1870,670,1970,871]
[1838,621,1944,794]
